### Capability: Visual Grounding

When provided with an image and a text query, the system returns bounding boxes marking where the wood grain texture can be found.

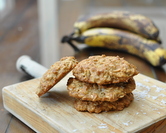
[2,73,166,133]
[0,0,166,132]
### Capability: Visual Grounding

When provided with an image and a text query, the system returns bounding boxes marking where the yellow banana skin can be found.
[74,11,159,40]
[72,28,166,66]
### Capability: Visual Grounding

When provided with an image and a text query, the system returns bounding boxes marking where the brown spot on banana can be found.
[144,48,166,66]
[74,11,159,40]
[72,28,166,66]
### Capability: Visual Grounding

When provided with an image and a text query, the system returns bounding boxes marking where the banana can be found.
[74,11,159,40]
[67,28,166,66]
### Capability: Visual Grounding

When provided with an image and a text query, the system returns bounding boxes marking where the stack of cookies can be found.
[67,55,139,113]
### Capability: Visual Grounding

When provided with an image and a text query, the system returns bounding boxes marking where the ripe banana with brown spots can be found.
[74,11,159,40]
[66,28,166,66]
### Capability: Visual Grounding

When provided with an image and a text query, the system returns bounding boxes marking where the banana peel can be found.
[74,11,159,40]
[62,28,166,67]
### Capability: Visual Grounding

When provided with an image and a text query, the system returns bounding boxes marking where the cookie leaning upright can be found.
[72,55,139,85]
[36,56,78,97]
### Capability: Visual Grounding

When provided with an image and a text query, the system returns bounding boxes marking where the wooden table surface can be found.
[0,0,166,132]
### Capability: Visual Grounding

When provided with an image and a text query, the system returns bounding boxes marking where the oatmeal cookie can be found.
[72,55,138,84]
[74,93,134,113]
[36,56,78,97]
[67,77,135,102]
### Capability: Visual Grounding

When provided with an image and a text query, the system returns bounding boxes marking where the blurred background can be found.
[0,0,166,132]
[0,0,166,86]
[1,0,166,81]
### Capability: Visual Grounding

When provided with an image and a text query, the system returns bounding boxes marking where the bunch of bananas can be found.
[61,11,166,66]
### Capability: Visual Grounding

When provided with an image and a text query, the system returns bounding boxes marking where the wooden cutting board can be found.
[2,73,166,133]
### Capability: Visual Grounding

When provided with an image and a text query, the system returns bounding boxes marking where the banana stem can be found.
[67,41,80,52]
[61,35,80,52]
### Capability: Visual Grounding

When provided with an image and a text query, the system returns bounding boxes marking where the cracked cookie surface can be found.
[67,77,135,102]
[74,93,134,113]
[73,55,138,84]
[36,56,78,97]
